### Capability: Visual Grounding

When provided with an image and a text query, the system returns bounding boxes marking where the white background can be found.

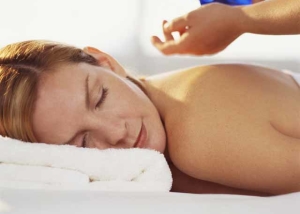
[1,0,300,74]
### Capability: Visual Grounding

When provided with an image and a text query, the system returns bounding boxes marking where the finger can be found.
[162,20,174,41]
[164,16,188,34]
[151,36,163,46]
[151,37,184,55]
[151,36,165,51]
[179,27,188,36]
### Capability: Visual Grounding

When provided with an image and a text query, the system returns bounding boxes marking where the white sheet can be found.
[1,188,300,214]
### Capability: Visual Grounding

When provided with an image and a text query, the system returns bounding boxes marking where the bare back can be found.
[144,64,300,195]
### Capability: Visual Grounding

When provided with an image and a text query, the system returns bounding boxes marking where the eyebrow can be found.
[63,74,90,145]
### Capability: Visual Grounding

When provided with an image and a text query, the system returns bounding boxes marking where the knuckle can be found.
[167,21,175,30]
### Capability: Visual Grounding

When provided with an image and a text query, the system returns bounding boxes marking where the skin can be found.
[146,64,300,195]
[151,0,300,55]
[33,47,300,196]
[33,48,166,153]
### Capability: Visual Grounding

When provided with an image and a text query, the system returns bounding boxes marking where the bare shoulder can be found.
[163,63,300,136]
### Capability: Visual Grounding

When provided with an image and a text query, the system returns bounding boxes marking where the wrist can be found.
[240,4,263,34]
[236,6,253,35]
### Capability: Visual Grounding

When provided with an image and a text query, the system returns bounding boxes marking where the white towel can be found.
[0,136,172,191]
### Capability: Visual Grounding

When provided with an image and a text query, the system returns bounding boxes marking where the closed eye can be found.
[96,86,109,109]
[81,87,109,148]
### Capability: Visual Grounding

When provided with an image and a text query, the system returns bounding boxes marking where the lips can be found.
[133,122,147,148]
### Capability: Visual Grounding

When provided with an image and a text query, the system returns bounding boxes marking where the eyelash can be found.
[82,133,88,148]
[96,87,109,109]
[82,87,109,147]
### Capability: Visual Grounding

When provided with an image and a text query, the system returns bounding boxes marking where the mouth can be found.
[133,122,147,148]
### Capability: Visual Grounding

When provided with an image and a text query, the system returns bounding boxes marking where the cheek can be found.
[111,84,150,113]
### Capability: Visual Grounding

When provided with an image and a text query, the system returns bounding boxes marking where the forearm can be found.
[240,0,300,35]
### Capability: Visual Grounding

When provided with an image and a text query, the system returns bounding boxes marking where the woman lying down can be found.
[0,40,300,196]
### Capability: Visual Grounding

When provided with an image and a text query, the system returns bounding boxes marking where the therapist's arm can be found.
[242,0,300,35]
[151,0,300,56]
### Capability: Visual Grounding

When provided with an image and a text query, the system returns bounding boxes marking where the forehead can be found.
[32,63,89,144]
[42,63,88,84]
[37,64,88,110]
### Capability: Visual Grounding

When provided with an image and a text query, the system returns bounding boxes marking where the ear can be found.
[82,46,127,77]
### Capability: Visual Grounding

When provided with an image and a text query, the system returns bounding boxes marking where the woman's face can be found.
[32,52,166,153]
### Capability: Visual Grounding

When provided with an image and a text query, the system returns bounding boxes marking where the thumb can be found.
[164,17,188,33]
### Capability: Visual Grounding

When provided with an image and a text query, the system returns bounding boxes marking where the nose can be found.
[88,116,128,148]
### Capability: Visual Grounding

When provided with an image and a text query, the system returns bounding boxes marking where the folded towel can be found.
[0,136,172,191]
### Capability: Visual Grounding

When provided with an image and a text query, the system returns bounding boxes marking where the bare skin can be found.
[32,48,300,196]
[142,64,300,195]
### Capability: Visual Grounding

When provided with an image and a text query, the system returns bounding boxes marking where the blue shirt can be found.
[200,0,252,5]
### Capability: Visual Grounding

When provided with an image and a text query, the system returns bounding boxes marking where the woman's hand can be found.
[151,3,246,56]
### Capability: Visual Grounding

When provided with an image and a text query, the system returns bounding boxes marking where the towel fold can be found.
[0,136,172,191]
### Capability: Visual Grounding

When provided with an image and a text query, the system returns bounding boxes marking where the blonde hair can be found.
[0,40,99,142]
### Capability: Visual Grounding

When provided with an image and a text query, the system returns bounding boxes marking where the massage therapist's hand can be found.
[151,0,300,56]
[151,3,245,56]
